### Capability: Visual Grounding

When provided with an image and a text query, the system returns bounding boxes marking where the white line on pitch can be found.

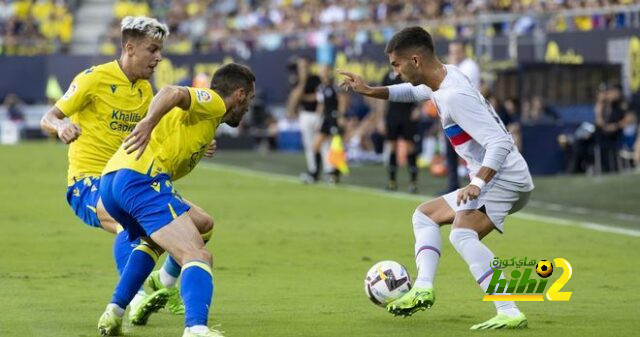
[199,162,640,238]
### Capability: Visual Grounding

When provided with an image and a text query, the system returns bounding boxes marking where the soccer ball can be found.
[536,260,553,278]
[364,260,412,307]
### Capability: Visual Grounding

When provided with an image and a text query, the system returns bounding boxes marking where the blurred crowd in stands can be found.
[99,0,640,55]
[1,0,637,56]
[0,0,76,55]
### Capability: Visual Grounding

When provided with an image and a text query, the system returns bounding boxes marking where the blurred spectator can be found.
[287,56,323,183]
[3,93,24,122]
[521,96,560,124]
[247,89,278,153]
[492,97,522,149]
[558,122,597,173]
[0,0,13,23]
[594,84,630,172]
[631,89,640,165]
[449,41,480,89]
[2,93,25,142]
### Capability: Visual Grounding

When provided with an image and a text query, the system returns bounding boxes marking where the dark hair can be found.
[121,29,146,47]
[385,26,434,56]
[210,63,256,97]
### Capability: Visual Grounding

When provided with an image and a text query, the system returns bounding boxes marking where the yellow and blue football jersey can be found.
[103,87,227,181]
[55,60,154,185]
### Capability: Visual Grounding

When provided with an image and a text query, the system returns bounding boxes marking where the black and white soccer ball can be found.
[364,260,412,307]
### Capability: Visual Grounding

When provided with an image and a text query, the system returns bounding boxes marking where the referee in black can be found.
[381,69,420,193]
[308,64,348,183]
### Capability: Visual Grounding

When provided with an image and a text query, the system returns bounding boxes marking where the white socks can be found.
[187,325,210,334]
[449,228,520,317]
[159,267,178,288]
[128,290,147,314]
[107,303,125,317]
[412,210,442,289]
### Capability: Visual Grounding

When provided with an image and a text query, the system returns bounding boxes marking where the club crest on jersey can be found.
[150,181,160,192]
[195,89,212,103]
[111,85,117,94]
[62,83,78,100]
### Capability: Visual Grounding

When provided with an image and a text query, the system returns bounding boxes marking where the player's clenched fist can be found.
[204,139,217,158]
[57,123,82,144]
[456,184,481,206]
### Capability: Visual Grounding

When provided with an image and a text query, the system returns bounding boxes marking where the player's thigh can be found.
[96,198,119,234]
[416,197,456,226]
[452,209,495,239]
[150,212,210,266]
[183,198,214,234]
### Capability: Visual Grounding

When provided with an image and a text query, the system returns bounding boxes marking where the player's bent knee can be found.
[201,214,214,234]
[188,205,214,235]
[192,247,212,266]
[412,209,437,229]
[416,198,454,225]
[448,227,478,248]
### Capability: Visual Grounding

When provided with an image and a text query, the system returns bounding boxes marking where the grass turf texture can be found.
[1,143,638,337]
[211,150,640,229]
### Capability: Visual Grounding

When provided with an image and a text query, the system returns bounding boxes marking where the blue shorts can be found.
[100,169,191,241]
[66,176,102,228]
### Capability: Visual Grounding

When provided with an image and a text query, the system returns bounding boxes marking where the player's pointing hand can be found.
[124,118,154,160]
[337,70,369,94]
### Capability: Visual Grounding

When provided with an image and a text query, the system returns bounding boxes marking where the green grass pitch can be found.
[1,143,638,336]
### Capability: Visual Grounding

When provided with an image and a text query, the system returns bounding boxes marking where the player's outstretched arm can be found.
[338,70,390,100]
[338,70,433,103]
[124,86,190,159]
[40,106,82,144]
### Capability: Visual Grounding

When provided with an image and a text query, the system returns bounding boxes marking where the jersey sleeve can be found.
[186,87,227,120]
[54,68,97,117]
[387,83,433,103]
[445,90,514,171]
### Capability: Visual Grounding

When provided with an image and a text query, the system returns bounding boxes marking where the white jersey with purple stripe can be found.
[388,65,534,192]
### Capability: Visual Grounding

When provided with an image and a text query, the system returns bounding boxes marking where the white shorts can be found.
[442,184,531,233]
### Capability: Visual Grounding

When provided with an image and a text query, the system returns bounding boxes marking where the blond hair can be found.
[120,16,169,42]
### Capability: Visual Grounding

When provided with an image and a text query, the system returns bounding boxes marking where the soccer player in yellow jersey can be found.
[40,16,203,322]
[96,63,255,337]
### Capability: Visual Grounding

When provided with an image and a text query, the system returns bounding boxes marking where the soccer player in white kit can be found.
[339,27,533,330]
